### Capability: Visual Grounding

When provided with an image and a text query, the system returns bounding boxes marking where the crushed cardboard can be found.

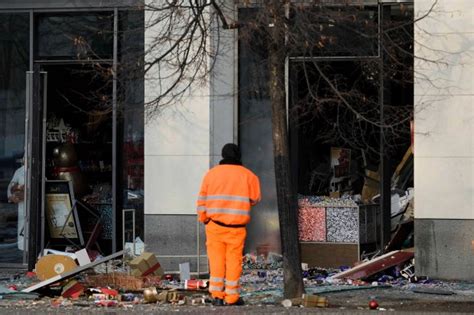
[23,250,124,293]
[85,272,162,291]
[36,255,78,281]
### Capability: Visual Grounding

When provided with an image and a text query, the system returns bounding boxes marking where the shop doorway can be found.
[0,8,145,269]
[32,62,115,262]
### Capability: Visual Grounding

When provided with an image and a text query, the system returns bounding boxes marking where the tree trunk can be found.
[267,1,304,299]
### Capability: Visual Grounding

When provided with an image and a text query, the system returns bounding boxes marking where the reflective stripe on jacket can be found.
[197,165,261,226]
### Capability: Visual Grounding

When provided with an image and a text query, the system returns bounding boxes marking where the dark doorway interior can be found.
[289,61,413,197]
[43,64,113,254]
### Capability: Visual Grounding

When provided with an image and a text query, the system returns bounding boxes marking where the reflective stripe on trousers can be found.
[225,288,239,295]
[209,276,225,296]
[209,285,224,292]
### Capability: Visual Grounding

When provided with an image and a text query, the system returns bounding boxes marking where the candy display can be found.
[326,207,359,243]
[298,204,326,242]
[298,195,359,244]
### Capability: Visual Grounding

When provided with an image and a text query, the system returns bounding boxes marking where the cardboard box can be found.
[129,256,150,274]
[131,269,143,277]
[361,169,380,203]
[142,252,158,267]
[302,294,328,307]
[129,252,163,277]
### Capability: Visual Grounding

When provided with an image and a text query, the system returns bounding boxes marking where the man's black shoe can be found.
[227,298,245,306]
[212,298,224,306]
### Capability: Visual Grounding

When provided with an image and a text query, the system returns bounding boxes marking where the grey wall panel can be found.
[156,257,209,275]
[240,103,281,255]
[145,214,207,273]
[415,219,474,280]
[210,155,221,168]
[145,214,206,255]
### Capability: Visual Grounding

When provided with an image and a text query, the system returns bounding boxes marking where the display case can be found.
[298,196,380,268]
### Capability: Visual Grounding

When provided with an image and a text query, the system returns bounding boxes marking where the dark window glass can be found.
[118,10,144,242]
[0,13,29,263]
[289,6,379,57]
[36,13,114,59]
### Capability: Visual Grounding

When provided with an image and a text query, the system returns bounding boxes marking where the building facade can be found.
[0,0,471,280]
[144,0,474,279]
[414,0,474,279]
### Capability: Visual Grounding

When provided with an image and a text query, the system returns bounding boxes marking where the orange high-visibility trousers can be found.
[206,220,246,304]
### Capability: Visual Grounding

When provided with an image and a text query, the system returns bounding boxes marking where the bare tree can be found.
[266,0,306,299]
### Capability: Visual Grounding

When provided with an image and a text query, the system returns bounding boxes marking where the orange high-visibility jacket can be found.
[197,165,261,226]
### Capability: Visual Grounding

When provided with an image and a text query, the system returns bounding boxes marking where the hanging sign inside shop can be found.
[45,180,84,245]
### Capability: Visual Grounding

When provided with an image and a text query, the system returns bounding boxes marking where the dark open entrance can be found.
[289,58,414,262]
[290,61,382,198]
[43,63,114,255]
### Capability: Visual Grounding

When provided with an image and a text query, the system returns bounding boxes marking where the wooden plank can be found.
[393,146,413,177]
[300,243,359,269]
[331,250,414,280]
[22,250,124,293]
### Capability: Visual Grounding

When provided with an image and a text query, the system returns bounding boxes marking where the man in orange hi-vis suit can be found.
[197,143,261,306]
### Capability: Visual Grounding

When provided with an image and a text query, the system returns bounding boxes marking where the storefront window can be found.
[36,13,114,60]
[238,3,413,254]
[0,13,29,263]
[119,10,144,242]
[289,5,379,57]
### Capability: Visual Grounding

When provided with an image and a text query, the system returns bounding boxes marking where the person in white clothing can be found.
[7,157,25,251]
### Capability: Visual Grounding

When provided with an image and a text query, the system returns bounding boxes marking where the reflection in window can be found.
[289,5,379,57]
[119,10,145,241]
[0,13,29,263]
[36,13,114,59]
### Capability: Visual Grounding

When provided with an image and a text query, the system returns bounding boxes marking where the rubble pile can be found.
[0,234,472,311]
[242,252,283,270]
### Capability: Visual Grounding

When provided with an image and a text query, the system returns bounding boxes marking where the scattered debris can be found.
[331,250,414,280]
[0,285,39,300]
[85,272,161,291]
[302,294,329,308]
[124,237,145,256]
[61,280,84,299]
[22,250,124,293]
[411,287,455,296]
[281,299,293,308]
[75,248,91,266]
[35,255,78,281]
[184,280,208,290]
[243,252,283,270]
[179,262,191,281]
[368,298,379,310]
[1,228,470,312]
